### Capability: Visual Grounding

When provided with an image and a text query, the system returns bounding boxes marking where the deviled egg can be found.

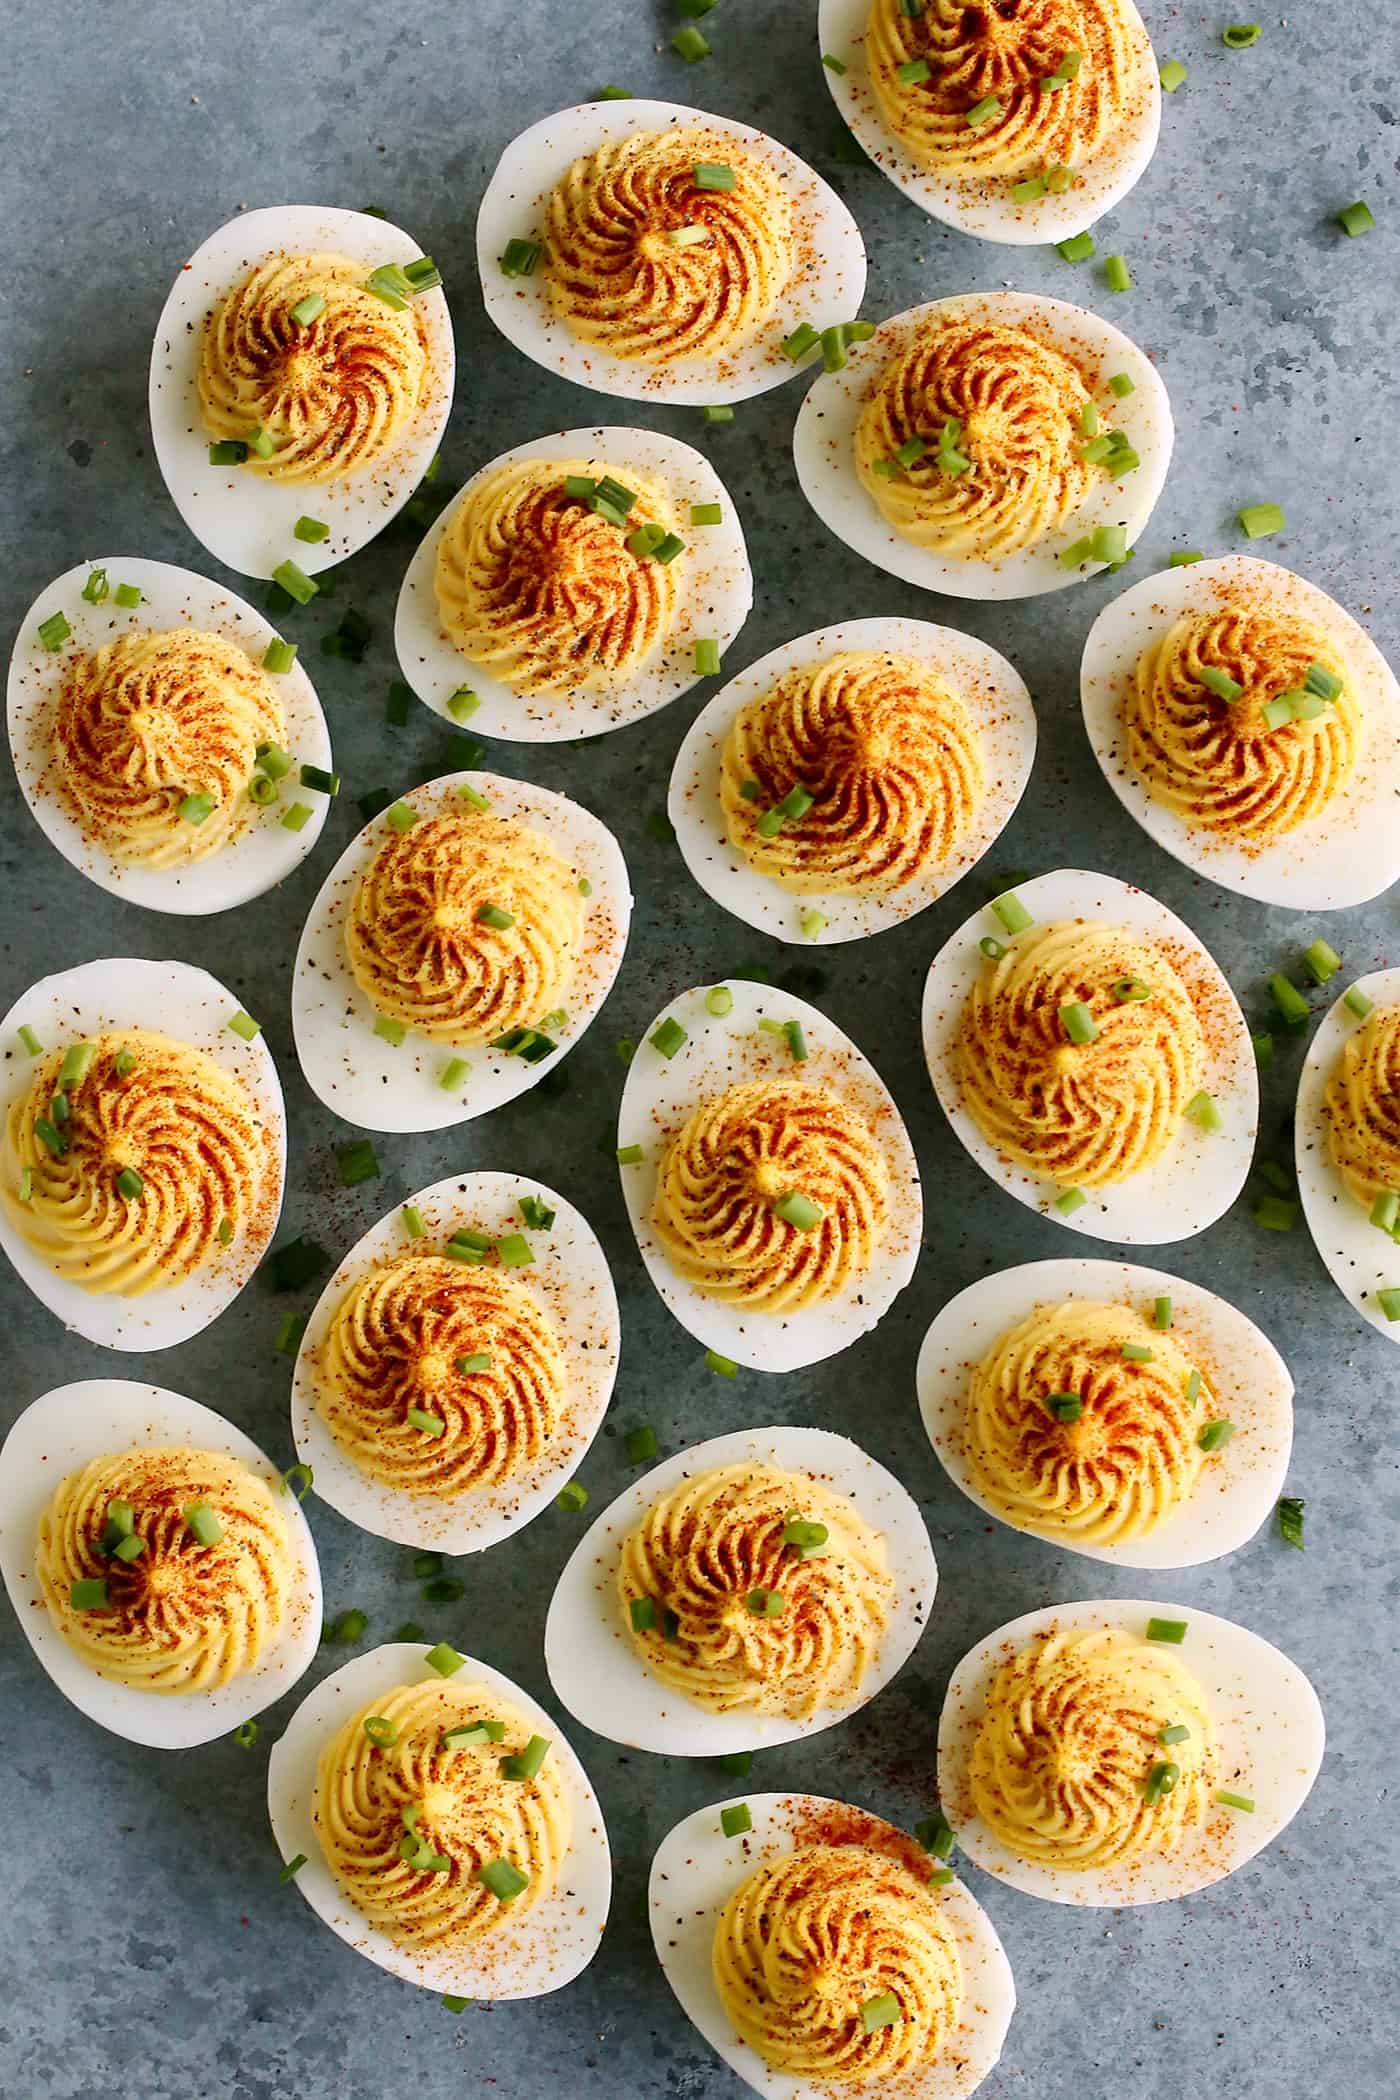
[0,958,284,1349]
[8,556,332,914]
[1296,966,1400,1345]
[150,205,453,579]
[292,770,630,1133]
[938,1598,1324,1905]
[793,291,1171,600]
[617,978,920,1371]
[0,1378,320,1749]
[651,1792,1014,2098]
[668,616,1036,944]
[819,0,1160,245]
[268,1640,610,1999]
[545,1424,936,1756]
[394,425,752,741]
[477,99,866,406]
[917,1257,1293,1568]
[1081,554,1400,910]
[291,1170,619,1552]
[921,868,1255,1242]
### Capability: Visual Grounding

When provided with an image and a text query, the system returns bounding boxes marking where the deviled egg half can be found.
[0,958,284,1349]
[0,1379,320,1749]
[9,556,332,914]
[477,99,866,406]
[794,291,1171,600]
[1296,965,1400,1345]
[669,616,1035,945]
[617,978,921,1371]
[938,1598,1324,1906]
[917,1258,1293,1569]
[292,1170,620,1553]
[545,1424,936,1757]
[292,770,630,1132]
[268,1641,610,1999]
[921,868,1256,1243]
[394,425,752,741]
[1081,554,1400,910]
[818,0,1160,245]
[150,204,453,579]
[651,1792,1014,2099]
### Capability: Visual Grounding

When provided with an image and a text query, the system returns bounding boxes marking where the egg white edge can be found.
[616,977,923,1369]
[792,292,1173,602]
[1080,554,1400,910]
[1296,964,1400,1346]
[0,1378,321,1750]
[915,1256,1294,1569]
[919,867,1257,1243]
[266,1640,612,1998]
[544,1423,937,1757]
[394,424,753,742]
[650,1790,1015,2100]
[148,203,454,579]
[0,957,286,1349]
[475,98,868,405]
[291,769,632,1133]
[7,555,333,915]
[291,1169,620,1551]
[937,1596,1325,1907]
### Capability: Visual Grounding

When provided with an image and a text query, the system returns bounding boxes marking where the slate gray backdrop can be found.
[2,3,1396,2095]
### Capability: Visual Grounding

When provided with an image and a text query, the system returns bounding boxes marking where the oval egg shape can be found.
[1295,965,1400,1345]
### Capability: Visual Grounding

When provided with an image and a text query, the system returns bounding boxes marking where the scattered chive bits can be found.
[1222,22,1261,46]
[1238,502,1285,540]
[1277,1495,1305,1548]
[720,1803,752,1838]
[1337,200,1375,238]
[1146,1617,1187,1644]
[1103,253,1132,292]
[1159,58,1188,91]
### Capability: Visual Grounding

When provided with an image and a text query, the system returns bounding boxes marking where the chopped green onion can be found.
[1121,1341,1154,1363]
[1112,978,1153,1002]
[299,763,339,797]
[915,1813,955,1859]
[650,532,685,565]
[1108,372,1136,398]
[183,1501,224,1547]
[406,1406,446,1437]
[442,1996,472,2015]
[274,1313,306,1356]
[279,1854,308,1882]
[671,24,710,60]
[1159,58,1188,91]
[1376,1287,1400,1322]
[268,1234,328,1293]
[782,322,820,362]
[746,1587,785,1618]
[966,94,1001,127]
[705,1349,738,1377]
[799,907,827,940]
[1104,253,1132,292]
[34,1115,67,1158]
[1046,1392,1083,1422]
[1276,1495,1305,1549]
[364,262,412,308]
[1238,502,1285,539]
[517,1194,554,1231]
[425,1641,466,1677]
[1184,1369,1202,1407]
[1253,1195,1299,1232]
[1056,232,1096,263]
[1011,175,1048,204]
[500,1734,551,1782]
[1060,1001,1099,1045]
[375,1016,407,1048]
[704,985,733,1018]
[70,1578,110,1610]
[234,1718,261,1750]
[896,57,931,85]
[773,1189,823,1231]
[37,611,71,651]
[1267,974,1310,1030]
[616,1143,644,1165]
[1257,1159,1292,1196]
[1080,402,1101,437]
[115,1166,144,1201]
[578,876,592,896]
[1344,986,1375,1025]
[1222,23,1260,46]
[113,583,142,609]
[1143,1760,1180,1805]
[822,52,848,73]
[625,1424,658,1465]
[262,638,297,675]
[702,404,734,423]
[819,325,850,372]
[474,902,516,932]
[1158,1723,1190,1746]
[1146,1617,1187,1644]
[403,257,442,295]
[56,1042,96,1091]
[255,740,293,781]
[1185,1090,1223,1133]
[493,1232,533,1269]
[280,1463,314,1502]
[1199,664,1243,702]
[1080,434,1116,465]
[861,1993,901,2032]
[980,936,1007,961]
[437,1057,470,1095]
[209,440,248,466]
[693,162,735,190]
[80,566,110,603]
[629,1596,658,1633]
[783,1514,829,1556]
[694,638,721,676]
[174,788,215,826]
[476,1858,529,1902]
[1153,1295,1173,1330]
[1301,938,1341,986]
[294,516,329,545]
[990,889,1032,935]
[721,1803,752,1837]
[337,1138,380,1188]
[363,1714,398,1748]
[1304,661,1343,702]
[1198,1418,1237,1453]
[1054,1187,1087,1216]
[555,1482,588,1515]
[689,502,723,528]
[1045,163,1075,193]
[290,292,326,325]
[650,1017,688,1058]
[1091,524,1128,564]
[499,237,540,278]
[1215,1789,1255,1811]
[1337,200,1375,238]
[224,1010,261,1045]
[17,1168,32,1203]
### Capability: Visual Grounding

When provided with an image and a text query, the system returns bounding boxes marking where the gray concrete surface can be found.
[1,3,1396,2095]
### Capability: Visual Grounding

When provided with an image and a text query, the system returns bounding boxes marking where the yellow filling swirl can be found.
[967,1299,1209,1544]
[856,314,1100,560]
[2,1029,274,1295]
[618,1462,892,1719]
[198,250,430,484]
[652,1077,890,1310]
[720,650,985,894]
[435,457,683,698]
[316,1254,565,1498]
[956,921,1205,1187]
[54,628,285,866]
[36,1445,291,1692]
[713,1843,962,2085]
[543,127,794,365]
[315,1677,569,1947]
[867,0,1146,184]
[1128,603,1360,840]
[1323,1002,1400,1211]
[346,810,584,1045]
[970,1625,1215,1870]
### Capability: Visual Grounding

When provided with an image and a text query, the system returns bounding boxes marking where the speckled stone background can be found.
[3,3,1397,2095]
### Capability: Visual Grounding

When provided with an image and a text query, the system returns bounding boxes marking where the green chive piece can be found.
[1215,1789,1256,1811]
[1159,58,1188,91]
[1146,1617,1187,1644]
[1158,1723,1190,1746]
[233,1718,261,1750]
[1238,502,1285,539]
[70,1578,110,1610]
[1375,1287,1400,1322]
[705,1349,738,1377]
[299,763,339,798]
[1104,253,1133,292]
[1185,1090,1223,1133]
[176,789,216,826]
[226,1010,261,1042]
[616,1143,644,1165]
[1046,1392,1083,1422]
[1268,974,1310,1029]
[980,936,1007,962]
[56,1042,96,1091]
[783,1514,829,1556]
[625,1424,658,1465]
[1199,664,1244,702]
[650,1017,688,1059]
[773,1189,823,1231]
[1222,23,1261,46]
[915,1813,955,1858]
[499,237,540,278]
[897,57,932,85]
[399,1205,427,1242]
[1054,1187,1087,1215]
[695,639,721,676]
[476,1858,529,1902]
[209,440,248,466]
[1277,1495,1305,1549]
[19,1027,43,1060]
[1153,1295,1173,1330]
[671,24,711,61]
[1056,231,1096,263]
[966,94,1001,127]
[1198,1419,1237,1453]
[702,404,734,424]
[495,1232,534,1268]
[262,638,297,675]
[271,559,318,604]
[1184,1369,1202,1406]
[721,1803,752,1838]
[362,1714,398,1748]
[1011,175,1049,204]
[556,1481,589,1513]
[38,611,72,651]
[704,986,734,1018]
[279,800,311,834]
[374,1015,407,1048]
[183,1501,224,1547]
[280,1463,314,1502]
[337,1138,380,1188]
[442,1996,472,2014]
[692,162,735,190]
[115,1166,144,1200]
[1370,1192,1399,1235]
[406,1407,446,1437]
[1301,938,1342,985]
[1121,1342,1154,1363]
[861,1993,901,2032]
[274,1313,306,1356]
[114,583,142,609]
[629,1595,658,1633]
[439,1057,470,1092]
[990,889,1033,934]
[822,52,848,73]
[746,1587,785,1618]
[385,801,418,833]
[1108,372,1136,398]
[500,1734,551,1782]
[1253,1195,1298,1232]
[81,567,110,603]
[1113,978,1153,1003]
[1060,1001,1099,1045]
[425,1642,465,1678]
[1143,1760,1180,1805]
[293,516,329,545]
[290,291,326,325]
[1337,200,1375,238]
[781,322,820,362]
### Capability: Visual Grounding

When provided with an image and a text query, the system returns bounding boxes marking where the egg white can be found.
[1296,966,1400,1347]
[476,99,867,406]
[921,867,1256,1244]
[816,0,1160,245]
[793,292,1172,601]
[650,1791,1014,2100]
[8,555,332,915]
[938,1597,1325,1906]
[1081,554,1400,910]
[394,425,752,741]
[291,770,630,1133]
[917,1257,1293,1569]
[0,957,285,1349]
[267,1640,611,1998]
[0,1378,320,1750]
[669,616,1036,945]
[291,1170,620,1552]
[149,204,454,580]
[617,978,921,1370]
[545,1424,936,1757]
